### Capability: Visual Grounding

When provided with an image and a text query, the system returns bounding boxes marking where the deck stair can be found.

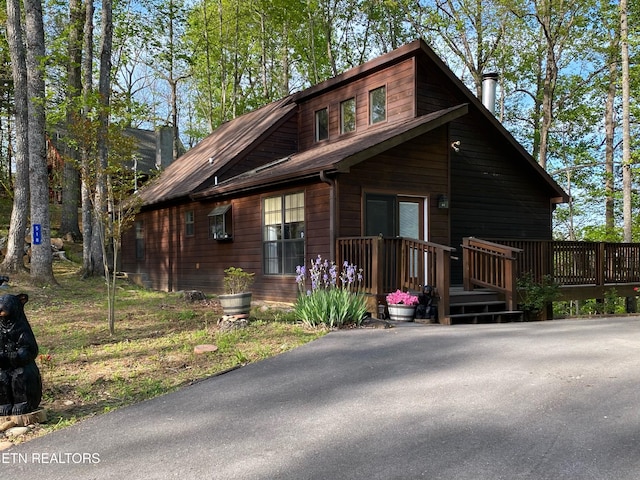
[448,288,523,324]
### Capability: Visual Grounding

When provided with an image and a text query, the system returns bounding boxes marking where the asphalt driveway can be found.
[5,317,640,479]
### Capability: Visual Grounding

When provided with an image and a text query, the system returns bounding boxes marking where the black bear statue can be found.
[0,293,42,416]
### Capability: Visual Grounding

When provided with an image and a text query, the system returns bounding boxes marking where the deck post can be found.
[372,237,383,297]
[504,254,518,310]
[437,247,451,325]
[462,237,471,291]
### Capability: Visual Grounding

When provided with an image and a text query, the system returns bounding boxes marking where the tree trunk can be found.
[24,0,54,283]
[81,0,95,275]
[620,0,632,242]
[604,31,618,237]
[1,0,29,273]
[59,0,84,240]
[89,0,113,278]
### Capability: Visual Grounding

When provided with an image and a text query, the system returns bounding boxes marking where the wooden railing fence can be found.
[335,236,640,323]
[336,237,455,320]
[460,237,521,310]
[486,239,640,300]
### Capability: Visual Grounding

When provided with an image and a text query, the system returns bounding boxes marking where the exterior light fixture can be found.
[438,194,449,209]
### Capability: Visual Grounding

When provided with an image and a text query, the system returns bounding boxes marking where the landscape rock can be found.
[5,426,30,437]
[217,315,249,332]
[183,290,206,302]
[194,344,218,354]
[0,420,16,432]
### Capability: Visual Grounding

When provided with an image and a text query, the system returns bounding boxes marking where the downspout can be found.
[319,170,335,261]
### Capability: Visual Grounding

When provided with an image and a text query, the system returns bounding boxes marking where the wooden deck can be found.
[337,236,640,325]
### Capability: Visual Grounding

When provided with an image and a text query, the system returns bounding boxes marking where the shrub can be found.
[517,272,560,315]
[294,255,367,328]
[223,267,255,294]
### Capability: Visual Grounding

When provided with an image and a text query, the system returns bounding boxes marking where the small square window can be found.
[315,108,328,141]
[208,204,232,240]
[185,210,194,236]
[369,86,386,124]
[340,98,356,134]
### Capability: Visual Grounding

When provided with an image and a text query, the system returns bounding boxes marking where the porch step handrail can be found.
[461,237,522,310]
[336,236,455,323]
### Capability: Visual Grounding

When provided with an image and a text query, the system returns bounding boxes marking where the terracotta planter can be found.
[219,292,252,316]
[387,304,416,322]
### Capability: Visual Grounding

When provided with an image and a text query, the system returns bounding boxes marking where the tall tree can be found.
[81,0,95,275]
[25,0,54,283]
[1,0,29,273]
[507,0,590,169]
[620,0,632,241]
[59,0,85,240]
[89,0,114,278]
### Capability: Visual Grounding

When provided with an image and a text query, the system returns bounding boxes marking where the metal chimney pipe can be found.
[481,72,499,115]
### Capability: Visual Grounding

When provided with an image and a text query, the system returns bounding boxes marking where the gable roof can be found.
[138,39,567,207]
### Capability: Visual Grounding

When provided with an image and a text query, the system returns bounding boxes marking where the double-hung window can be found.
[263,192,305,274]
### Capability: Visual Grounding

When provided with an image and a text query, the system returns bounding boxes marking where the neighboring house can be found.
[124,126,182,185]
[121,39,568,319]
[47,126,179,200]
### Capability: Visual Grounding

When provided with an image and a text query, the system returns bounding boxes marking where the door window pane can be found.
[399,202,420,239]
[365,194,395,236]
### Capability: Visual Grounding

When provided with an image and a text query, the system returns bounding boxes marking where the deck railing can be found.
[461,237,522,310]
[488,239,640,299]
[336,236,455,321]
[336,236,640,324]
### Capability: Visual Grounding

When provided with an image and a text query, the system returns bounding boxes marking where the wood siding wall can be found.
[121,182,331,302]
[298,58,416,151]
[336,126,450,246]
[448,113,553,283]
[415,62,555,284]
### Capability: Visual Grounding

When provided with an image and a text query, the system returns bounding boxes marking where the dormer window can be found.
[369,86,386,124]
[315,108,328,141]
[340,98,356,134]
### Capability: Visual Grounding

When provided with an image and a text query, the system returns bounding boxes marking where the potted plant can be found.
[218,267,255,317]
[385,289,419,322]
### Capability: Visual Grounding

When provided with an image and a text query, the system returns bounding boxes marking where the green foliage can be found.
[555,289,628,317]
[517,272,561,314]
[294,287,368,329]
[294,255,367,328]
[223,266,255,294]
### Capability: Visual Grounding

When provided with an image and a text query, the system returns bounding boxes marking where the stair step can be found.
[450,300,507,308]
[449,310,523,324]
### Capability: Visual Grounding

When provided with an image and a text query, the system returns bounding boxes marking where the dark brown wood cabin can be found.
[121,39,567,319]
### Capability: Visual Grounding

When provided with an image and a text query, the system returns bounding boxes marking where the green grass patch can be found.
[1,257,325,444]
